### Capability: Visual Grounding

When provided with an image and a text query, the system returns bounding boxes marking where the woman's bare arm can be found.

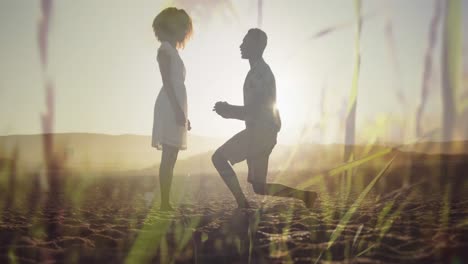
[158,49,186,126]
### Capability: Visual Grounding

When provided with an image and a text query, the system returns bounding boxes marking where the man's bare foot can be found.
[160,203,174,211]
[303,191,318,208]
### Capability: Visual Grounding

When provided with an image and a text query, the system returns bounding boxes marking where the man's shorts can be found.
[216,126,277,184]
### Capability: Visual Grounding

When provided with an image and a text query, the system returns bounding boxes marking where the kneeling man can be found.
[212,28,317,209]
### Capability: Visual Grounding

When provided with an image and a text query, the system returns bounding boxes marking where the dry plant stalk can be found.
[416,0,442,137]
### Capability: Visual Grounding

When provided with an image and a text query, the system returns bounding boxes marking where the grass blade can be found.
[441,0,462,142]
[343,0,362,163]
[298,147,394,189]
[327,154,397,250]
[416,0,442,137]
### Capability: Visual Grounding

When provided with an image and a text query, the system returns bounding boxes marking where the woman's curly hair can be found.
[152,7,193,49]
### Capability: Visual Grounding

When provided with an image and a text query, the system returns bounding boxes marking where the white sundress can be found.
[152,41,188,150]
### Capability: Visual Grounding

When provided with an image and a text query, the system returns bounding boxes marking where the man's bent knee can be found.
[211,149,225,165]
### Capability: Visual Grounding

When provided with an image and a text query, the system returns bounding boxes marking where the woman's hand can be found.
[187,119,192,131]
[175,110,186,127]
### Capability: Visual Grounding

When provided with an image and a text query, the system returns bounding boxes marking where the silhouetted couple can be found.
[152,8,317,211]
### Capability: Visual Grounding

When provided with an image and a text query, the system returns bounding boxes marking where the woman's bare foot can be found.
[303,191,318,208]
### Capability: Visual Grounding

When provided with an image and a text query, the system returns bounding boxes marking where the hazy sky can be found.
[0,0,466,144]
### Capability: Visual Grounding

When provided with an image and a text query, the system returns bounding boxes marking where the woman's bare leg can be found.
[159,144,179,211]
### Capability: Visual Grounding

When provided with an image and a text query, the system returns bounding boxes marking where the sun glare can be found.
[274,71,321,144]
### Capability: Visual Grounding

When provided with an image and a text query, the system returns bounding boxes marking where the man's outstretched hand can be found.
[213,101,230,118]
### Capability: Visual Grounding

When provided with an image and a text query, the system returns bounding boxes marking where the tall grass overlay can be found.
[0,0,467,263]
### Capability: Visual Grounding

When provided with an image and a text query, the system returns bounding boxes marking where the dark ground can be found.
[0,153,467,263]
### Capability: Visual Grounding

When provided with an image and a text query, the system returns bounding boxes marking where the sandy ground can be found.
[1,169,467,264]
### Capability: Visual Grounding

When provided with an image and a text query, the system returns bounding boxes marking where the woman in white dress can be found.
[152,7,193,211]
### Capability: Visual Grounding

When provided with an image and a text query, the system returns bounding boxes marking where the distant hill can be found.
[399,141,468,154]
[167,141,468,176]
[0,133,225,172]
[0,133,466,174]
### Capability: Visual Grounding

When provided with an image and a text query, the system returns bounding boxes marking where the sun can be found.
[274,71,320,144]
